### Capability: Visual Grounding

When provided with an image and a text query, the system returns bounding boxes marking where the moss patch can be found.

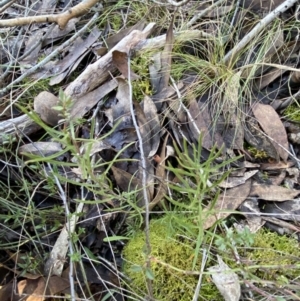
[283,103,300,122]
[242,229,300,282]
[123,216,223,301]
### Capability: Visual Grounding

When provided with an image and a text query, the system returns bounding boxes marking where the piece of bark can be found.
[64,23,156,100]
[0,114,41,145]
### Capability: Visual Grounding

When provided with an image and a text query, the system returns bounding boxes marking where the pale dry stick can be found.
[127,55,154,300]
[149,255,201,275]
[170,76,200,135]
[0,0,99,28]
[277,88,300,110]
[0,0,14,13]
[0,12,99,98]
[186,0,226,27]
[0,114,41,144]
[192,249,207,301]
[62,28,210,102]
[243,280,278,301]
[261,216,300,233]
[283,289,300,300]
[223,0,299,64]
[0,0,13,7]
[65,23,156,100]
[229,0,241,31]
[151,0,192,7]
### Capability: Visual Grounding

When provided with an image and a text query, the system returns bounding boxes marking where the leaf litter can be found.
[1,0,300,300]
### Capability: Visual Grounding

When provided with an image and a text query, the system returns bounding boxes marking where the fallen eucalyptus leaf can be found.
[203,180,252,229]
[250,183,300,201]
[19,142,63,159]
[208,255,241,301]
[219,170,258,188]
[252,103,289,162]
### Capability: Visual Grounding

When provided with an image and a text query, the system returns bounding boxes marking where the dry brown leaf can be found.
[203,180,252,229]
[269,170,286,186]
[244,117,278,159]
[260,161,294,170]
[252,103,289,162]
[250,183,300,201]
[111,166,149,207]
[70,79,117,119]
[19,142,63,158]
[142,95,161,157]
[112,77,131,126]
[17,276,70,301]
[133,100,151,157]
[0,282,15,301]
[149,52,162,93]
[188,98,213,149]
[50,27,101,85]
[218,170,258,188]
[105,20,146,50]
[255,68,285,90]
[112,50,139,80]
[208,255,241,301]
[149,134,169,210]
[157,14,174,92]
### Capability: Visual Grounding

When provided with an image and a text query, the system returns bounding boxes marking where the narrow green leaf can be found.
[145,267,155,280]
[131,265,143,273]
[103,236,129,242]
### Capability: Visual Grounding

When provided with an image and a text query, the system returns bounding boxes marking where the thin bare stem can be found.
[127,56,154,299]
[192,249,207,301]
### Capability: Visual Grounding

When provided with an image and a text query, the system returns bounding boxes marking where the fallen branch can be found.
[0,114,41,144]
[0,0,99,29]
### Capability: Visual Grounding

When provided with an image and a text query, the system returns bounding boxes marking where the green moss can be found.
[131,54,154,101]
[247,145,269,159]
[123,216,223,301]
[283,103,300,122]
[242,229,300,282]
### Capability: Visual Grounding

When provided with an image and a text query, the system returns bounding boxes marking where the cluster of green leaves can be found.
[165,139,238,267]
[214,226,255,251]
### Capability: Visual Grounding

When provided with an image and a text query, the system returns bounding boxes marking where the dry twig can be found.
[223,0,299,64]
[0,0,99,29]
